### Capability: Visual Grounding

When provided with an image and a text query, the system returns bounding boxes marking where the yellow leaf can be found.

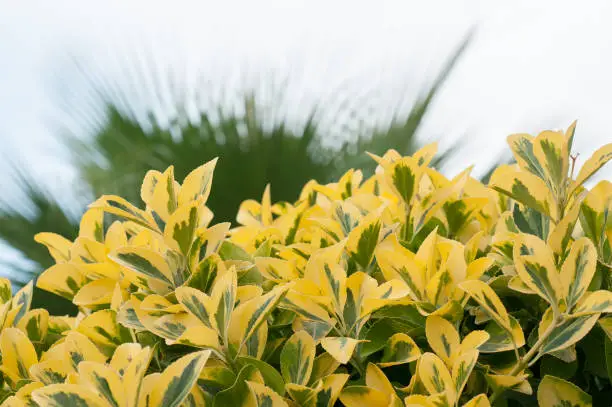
[138,373,161,407]
[365,363,396,395]
[513,234,563,307]
[149,350,211,407]
[254,257,300,282]
[425,315,459,366]
[571,143,612,193]
[346,211,383,269]
[228,284,289,353]
[414,142,438,167]
[78,361,125,407]
[451,349,478,396]
[175,286,214,328]
[17,309,48,344]
[14,381,44,405]
[236,285,264,305]
[0,328,38,385]
[537,375,592,407]
[77,310,128,357]
[90,195,158,231]
[418,352,456,405]
[109,343,145,375]
[105,221,128,250]
[547,195,584,255]
[64,332,107,372]
[459,280,512,333]
[280,330,315,386]
[164,200,201,255]
[178,158,217,206]
[489,165,554,218]
[31,384,108,407]
[573,290,612,316]
[10,281,34,327]
[122,345,153,407]
[378,333,421,367]
[79,208,105,242]
[463,394,491,407]
[246,381,288,407]
[339,386,390,407]
[403,394,437,407]
[466,258,494,281]
[29,359,68,385]
[487,373,532,395]
[148,166,178,222]
[361,279,410,318]
[375,234,426,302]
[532,130,568,193]
[34,232,72,263]
[382,157,422,205]
[598,316,612,341]
[458,330,490,355]
[73,278,116,309]
[209,268,238,339]
[176,325,220,350]
[109,246,175,289]
[320,337,360,364]
[560,238,597,311]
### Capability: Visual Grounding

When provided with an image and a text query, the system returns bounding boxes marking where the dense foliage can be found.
[0,122,610,406]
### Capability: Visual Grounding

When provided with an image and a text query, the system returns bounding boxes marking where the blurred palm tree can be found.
[0,36,470,300]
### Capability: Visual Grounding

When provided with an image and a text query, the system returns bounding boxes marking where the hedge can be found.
[0,122,611,406]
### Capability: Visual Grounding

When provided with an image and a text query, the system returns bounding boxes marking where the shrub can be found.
[0,122,611,406]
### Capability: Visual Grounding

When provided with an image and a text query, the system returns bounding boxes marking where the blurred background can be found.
[0,0,611,305]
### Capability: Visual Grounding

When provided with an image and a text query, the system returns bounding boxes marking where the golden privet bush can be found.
[1,122,611,406]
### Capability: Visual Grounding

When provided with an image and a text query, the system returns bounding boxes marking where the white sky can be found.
[0,0,612,270]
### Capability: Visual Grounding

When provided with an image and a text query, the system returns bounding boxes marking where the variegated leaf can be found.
[418,352,456,405]
[77,361,125,407]
[31,384,108,407]
[459,279,513,335]
[539,313,600,355]
[0,328,38,385]
[246,381,288,407]
[228,284,289,354]
[571,143,612,194]
[560,238,598,311]
[90,195,158,231]
[34,232,72,263]
[178,158,218,206]
[149,351,211,407]
[537,375,592,407]
[379,333,421,367]
[425,316,459,366]
[164,200,200,255]
[280,330,315,386]
[489,165,554,217]
[513,234,563,307]
[320,337,360,365]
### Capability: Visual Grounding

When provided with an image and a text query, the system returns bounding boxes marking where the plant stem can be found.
[488,315,562,405]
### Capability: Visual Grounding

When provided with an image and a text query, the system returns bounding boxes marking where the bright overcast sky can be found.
[1,0,611,187]
[0,0,611,273]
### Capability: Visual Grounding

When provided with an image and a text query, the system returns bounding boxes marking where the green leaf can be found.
[214,364,262,407]
[237,356,286,396]
[606,337,612,382]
